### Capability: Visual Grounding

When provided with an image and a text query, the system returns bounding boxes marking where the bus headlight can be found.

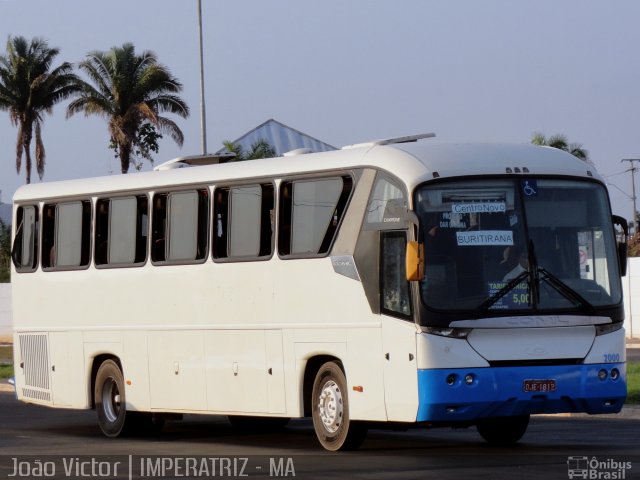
[595,323,623,336]
[422,327,472,339]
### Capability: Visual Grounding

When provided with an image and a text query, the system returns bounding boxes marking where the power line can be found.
[621,158,640,222]
[603,170,628,179]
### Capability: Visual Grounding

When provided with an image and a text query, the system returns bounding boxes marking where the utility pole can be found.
[622,159,640,231]
[197,0,208,154]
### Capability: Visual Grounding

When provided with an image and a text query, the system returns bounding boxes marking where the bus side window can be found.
[42,201,91,270]
[259,184,275,257]
[213,184,274,261]
[95,196,148,267]
[364,175,407,230]
[152,189,208,264]
[12,205,39,272]
[95,199,110,265]
[279,175,353,257]
[152,194,168,262]
[380,231,412,319]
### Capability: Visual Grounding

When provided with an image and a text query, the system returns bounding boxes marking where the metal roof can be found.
[216,118,337,156]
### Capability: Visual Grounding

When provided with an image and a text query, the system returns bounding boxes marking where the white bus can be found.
[11,135,628,451]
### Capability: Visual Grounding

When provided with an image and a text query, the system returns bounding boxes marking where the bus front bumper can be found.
[416,363,626,423]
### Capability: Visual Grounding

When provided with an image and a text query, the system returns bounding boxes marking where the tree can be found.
[0,36,80,184]
[0,218,10,282]
[67,43,189,173]
[222,139,276,161]
[531,132,590,162]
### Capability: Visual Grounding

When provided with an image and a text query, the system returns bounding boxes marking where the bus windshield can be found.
[415,178,622,313]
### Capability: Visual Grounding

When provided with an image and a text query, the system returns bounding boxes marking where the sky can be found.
[1,0,640,220]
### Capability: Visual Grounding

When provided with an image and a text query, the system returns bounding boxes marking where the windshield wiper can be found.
[538,266,596,314]
[477,270,530,312]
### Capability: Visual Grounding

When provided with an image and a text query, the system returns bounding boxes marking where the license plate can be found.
[523,379,557,392]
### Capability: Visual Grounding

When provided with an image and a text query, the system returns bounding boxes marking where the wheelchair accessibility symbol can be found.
[523,179,538,197]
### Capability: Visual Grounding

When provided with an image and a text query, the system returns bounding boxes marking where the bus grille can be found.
[18,333,51,401]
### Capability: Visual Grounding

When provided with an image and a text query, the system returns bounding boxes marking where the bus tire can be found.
[311,361,367,451]
[476,415,530,445]
[95,359,130,437]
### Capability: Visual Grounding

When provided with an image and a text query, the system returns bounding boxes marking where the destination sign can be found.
[456,230,513,246]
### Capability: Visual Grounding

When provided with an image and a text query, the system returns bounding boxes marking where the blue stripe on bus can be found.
[416,363,626,422]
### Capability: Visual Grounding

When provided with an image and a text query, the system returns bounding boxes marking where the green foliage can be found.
[531,132,590,163]
[0,36,80,183]
[627,361,640,404]
[222,139,276,161]
[68,43,189,173]
[0,218,10,282]
[109,122,162,171]
[0,364,13,379]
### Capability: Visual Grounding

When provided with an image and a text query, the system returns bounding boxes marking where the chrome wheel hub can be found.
[102,378,121,423]
[318,380,343,434]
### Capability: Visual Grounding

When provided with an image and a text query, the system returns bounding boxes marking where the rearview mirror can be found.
[406,240,424,281]
[612,215,628,277]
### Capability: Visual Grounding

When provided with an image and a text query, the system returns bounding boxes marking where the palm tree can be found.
[67,43,189,173]
[531,132,590,162]
[0,36,80,184]
[222,139,276,161]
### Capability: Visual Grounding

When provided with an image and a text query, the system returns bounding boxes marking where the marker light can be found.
[610,369,620,381]
[464,374,475,385]
[446,374,457,386]
[598,369,608,381]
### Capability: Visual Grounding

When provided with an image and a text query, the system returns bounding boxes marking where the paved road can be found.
[0,392,638,480]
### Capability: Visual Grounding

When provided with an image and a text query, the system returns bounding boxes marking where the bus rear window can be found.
[12,205,39,272]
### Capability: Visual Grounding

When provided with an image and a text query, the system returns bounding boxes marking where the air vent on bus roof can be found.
[342,132,436,150]
[283,148,313,157]
[154,152,237,171]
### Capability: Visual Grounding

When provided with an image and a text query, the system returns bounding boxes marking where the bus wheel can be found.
[95,360,129,437]
[476,415,530,445]
[311,361,367,451]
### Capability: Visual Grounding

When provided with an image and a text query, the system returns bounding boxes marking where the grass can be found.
[0,345,12,379]
[627,361,640,405]
[0,364,13,379]
[0,345,12,362]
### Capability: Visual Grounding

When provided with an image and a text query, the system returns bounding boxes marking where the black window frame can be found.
[94,194,149,269]
[11,204,40,273]
[212,182,275,262]
[41,200,92,271]
[150,188,209,265]
[379,230,413,320]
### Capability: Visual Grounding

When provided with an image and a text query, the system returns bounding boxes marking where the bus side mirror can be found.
[406,240,425,281]
[612,215,628,277]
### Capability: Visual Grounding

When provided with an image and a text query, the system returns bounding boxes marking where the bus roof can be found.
[13,141,600,203]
